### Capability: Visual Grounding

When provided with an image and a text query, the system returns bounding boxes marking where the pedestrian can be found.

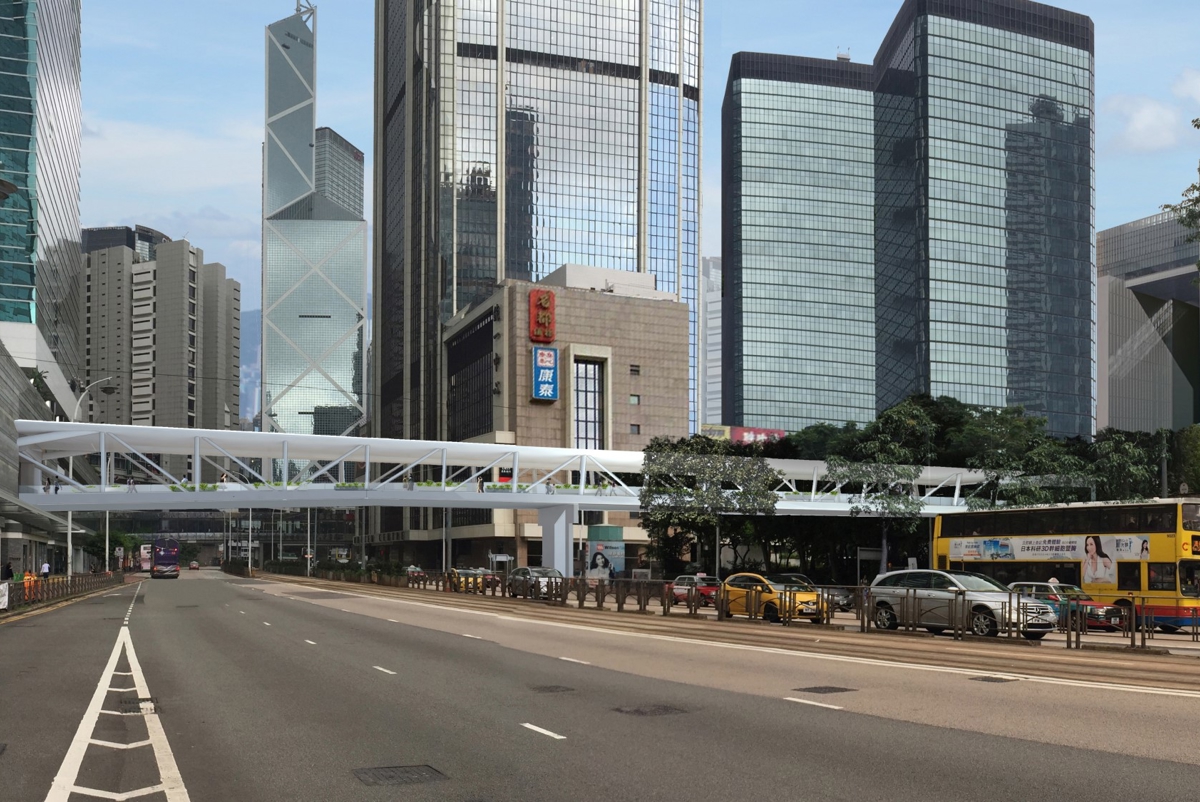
[40,560,50,580]
[220,472,228,484]
[477,475,485,493]
[405,475,415,492]
[546,481,555,495]
[53,480,60,495]
[43,478,50,494]
[1,560,12,581]
[127,476,136,493]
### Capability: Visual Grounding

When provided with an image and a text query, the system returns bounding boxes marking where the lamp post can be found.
[67,376,114,578]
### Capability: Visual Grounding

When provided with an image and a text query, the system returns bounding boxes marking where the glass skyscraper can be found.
[374,0,701,445]
[0,0,82,410]
[724,0,1095,438]
[722,54,877,430]
[261,5,368,438]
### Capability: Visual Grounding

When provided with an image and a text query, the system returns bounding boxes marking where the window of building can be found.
[189,286,196,300]
[189,301,196,316]
[189,318,195,332]
[187,382,195,396]
[189,269,196,284]
[629,364,640,376]
[630,424,641,434]
[629,394,640,405]
[187,399,195,412]
[189,334,195,347]
[573,359,605,450]
[188,414,195,428]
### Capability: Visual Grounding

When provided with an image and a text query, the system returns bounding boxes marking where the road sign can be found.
[114,547,124,558]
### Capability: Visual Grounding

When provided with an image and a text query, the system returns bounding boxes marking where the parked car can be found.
[721,572,821,623]
[669,575,720,606]
[870,569,1056,639]
[405,565,426,582]
[506,566,564,598]
[475,568,501,589]
[774,573,854,612]
[449,568,483,592]
[1008,581,1121,631]
[188,561,200,571]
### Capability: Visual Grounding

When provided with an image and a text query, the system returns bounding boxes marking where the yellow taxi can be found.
[721,572,822,623]
[448,568,483,593]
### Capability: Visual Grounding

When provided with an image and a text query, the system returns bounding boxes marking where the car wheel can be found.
[971,608,999,637]
[874,604,898,630]
[763,603,780,623]
[925,627,945,635]
[1022,631,1047,640]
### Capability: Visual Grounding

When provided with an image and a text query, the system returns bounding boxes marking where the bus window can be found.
[1142,506,1177,533]
[1148,563,1177,592]
[1182,561,1200,597]
[1061,508,1096,534]
[1184,505,1200,532]
[1117,562,1141,592]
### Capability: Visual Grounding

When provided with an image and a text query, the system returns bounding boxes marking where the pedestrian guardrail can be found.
[0,572,124,615]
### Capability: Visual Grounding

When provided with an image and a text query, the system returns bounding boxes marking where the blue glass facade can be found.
[724,0,1095,438]
[377,0,702,446]
[0,0,82,378]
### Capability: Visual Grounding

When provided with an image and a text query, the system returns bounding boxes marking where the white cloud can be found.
[1173,68,1200,106]
[1102,95,1186,152]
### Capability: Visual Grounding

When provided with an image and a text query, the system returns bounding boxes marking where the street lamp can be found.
[67,376,113,578]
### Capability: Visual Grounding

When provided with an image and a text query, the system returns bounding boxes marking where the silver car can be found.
[869,569,1057,640]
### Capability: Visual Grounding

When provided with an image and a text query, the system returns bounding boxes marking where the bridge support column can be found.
[539,505,575,578]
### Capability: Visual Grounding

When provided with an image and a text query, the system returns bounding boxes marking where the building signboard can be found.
[700,424,786,444]
[529,289,556,342]
[532,346,559,401]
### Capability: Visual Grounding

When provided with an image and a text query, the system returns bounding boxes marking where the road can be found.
[3,569,1200,801]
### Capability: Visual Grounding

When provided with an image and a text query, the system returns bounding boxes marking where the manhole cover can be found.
[531,685,574,694]
[792,686,855,695]
[612,705,686,717]
[353,765,447,786]
[971,676,1017,684]
[118,697,158,714]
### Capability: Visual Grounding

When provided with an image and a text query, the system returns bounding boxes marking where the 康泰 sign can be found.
[532,346,559,401]
[529,289,556,343]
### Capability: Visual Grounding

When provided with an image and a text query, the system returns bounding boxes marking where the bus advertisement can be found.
[152,537,181,579]
[139,545,153,572]
[935,501,1200,629]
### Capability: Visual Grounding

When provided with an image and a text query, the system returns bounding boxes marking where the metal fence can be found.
[0,572,125,615]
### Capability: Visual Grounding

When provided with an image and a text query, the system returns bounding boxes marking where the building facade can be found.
[82,225,170,264]
[722,0,1095,438]
[80,243,135,425]
[261,5,368,440]
[0,0,83,416]
[374,0,702,466]
[1097,212,1199,432]
[700,256,722,424]
[722,53,876,430]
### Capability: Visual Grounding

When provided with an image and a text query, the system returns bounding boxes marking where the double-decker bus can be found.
[139,544,153,572]
[151,537,181,579]
[935,501,1200,630]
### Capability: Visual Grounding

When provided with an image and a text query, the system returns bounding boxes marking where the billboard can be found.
[532,346,559,401]
[700,424,786,444]
[948,534,1147,586]
[585,541,625,580]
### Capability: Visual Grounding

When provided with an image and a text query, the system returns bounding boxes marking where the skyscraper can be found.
[0,0,83,414]
[261,4,368,438]
[374,0,702,448]
[723,0,1095,438]
[700,256,723,425]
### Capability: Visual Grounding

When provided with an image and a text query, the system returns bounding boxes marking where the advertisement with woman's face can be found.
[1082,535,1117,585]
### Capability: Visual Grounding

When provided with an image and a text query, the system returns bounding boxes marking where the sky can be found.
[82,0,1200,315]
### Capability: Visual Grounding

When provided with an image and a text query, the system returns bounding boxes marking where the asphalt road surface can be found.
[4,569,1200,801]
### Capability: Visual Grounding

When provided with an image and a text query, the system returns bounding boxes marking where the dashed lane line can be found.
[373,666,397,675]
[559,657,590,665]
[521,723,566,740]
[305,640,317,645]
[263,622,271,626]
[785,697,844,711]
[462,634,483,640]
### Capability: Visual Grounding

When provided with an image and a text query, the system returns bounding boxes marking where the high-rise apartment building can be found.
[374,0,702,450]
[723,0,1096,438]
[723,53,876,430]
[80,244,135,424]
[0,0,83,414]
[261,5,368,439]
[1097,212,1199,432]
[700,256,723,425]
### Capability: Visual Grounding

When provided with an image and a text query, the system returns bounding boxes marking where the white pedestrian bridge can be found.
[16,420,982,576]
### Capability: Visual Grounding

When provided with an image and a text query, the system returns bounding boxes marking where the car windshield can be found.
[947,572,1010,592]
[530,568,562,577]
[697,578,720,587]
[765,574,815,590]
[1054,585,1091,600]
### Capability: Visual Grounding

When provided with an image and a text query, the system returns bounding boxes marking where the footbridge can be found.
[15,420,983,576]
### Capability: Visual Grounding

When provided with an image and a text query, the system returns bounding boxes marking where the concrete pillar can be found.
[538,505,575,577]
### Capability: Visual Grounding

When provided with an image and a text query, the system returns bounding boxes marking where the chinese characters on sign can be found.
[532,346,559,402]
[529,289,556,343]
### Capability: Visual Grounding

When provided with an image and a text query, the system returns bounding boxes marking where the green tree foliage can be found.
[639,436,782,574]
[1175,424,1200,495]
[1089,429,1159,501]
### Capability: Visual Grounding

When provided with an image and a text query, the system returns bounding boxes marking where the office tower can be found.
[80,245,135,424]
[723,0,1095,438]
[261,5,368,438]
[1097,212,1200,431]
[722,53,876,430]
[701,256,723,424]
[200,262,241,432]
[82,225,171,263]
[0,0,83,414]
[374,0,702,447]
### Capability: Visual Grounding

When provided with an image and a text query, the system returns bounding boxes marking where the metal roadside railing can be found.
[0,571,125,615]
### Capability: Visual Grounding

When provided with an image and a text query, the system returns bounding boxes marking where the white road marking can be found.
[107,687,136,693]
[263,622,271,626]
[521,723,567,740]
[373,666,397,675]
[387,619,398,623]
[46,623,189,800]
[305,640,317,645]
[239,611,245,615]
[295,588,1200,701]
[559,657,590,665]
[462,634,482,639]
[342,609,351,612]
[785,696,844,711]
[113,672,133,677]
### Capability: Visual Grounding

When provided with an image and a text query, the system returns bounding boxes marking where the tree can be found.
[1175,425,1200,495]
[1090,429,1158,501]
[639,436,782,575]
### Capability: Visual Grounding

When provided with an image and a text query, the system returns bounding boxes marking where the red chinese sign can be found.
[529,289,556,343]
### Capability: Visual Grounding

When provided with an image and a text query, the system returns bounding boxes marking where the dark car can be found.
[775,573,853,612]
[506,566,564,598]
[188,561,200,571]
